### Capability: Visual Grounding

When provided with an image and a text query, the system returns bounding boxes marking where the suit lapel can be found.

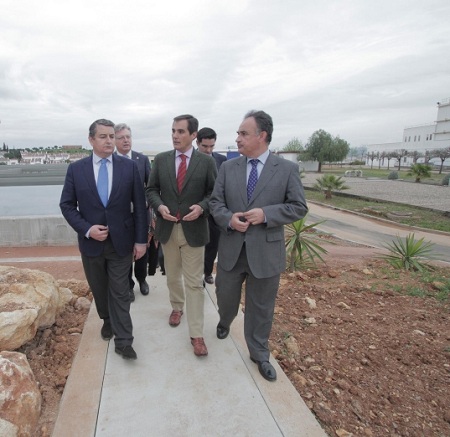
[109,154,123,204]
[83,156,103,205]
[233,156,248,205]
[166,150,178,192]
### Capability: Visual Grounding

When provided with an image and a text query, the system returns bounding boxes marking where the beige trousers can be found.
[162,224,205,338]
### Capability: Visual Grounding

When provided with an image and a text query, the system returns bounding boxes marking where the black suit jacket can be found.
[60,154,148,257]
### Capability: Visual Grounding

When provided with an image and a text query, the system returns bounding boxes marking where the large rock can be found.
[0,266,71,350]
[0,351,41,437]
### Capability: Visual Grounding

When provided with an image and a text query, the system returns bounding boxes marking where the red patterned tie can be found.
[177,154,187,193]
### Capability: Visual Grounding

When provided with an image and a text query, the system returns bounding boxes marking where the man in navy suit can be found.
[114,123,151,301]
[60,119,148,360]
[196,127,226,285]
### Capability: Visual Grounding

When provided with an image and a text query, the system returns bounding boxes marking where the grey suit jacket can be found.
[209,153,308,278]
[146,148,217,247]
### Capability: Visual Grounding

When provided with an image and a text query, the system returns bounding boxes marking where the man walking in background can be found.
[196,127,226,285]
[114,123,151,301]
[146,114,217,356]
[210,110,308,380]
[60,119,148,360]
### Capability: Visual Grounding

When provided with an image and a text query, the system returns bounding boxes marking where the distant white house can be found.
[366,98,450,169]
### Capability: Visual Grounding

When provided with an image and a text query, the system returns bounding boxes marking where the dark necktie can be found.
[247,159,259,201]
[97,158,109,207]
[177,154,187,193]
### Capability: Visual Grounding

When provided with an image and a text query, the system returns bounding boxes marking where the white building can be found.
[366,98,450,169]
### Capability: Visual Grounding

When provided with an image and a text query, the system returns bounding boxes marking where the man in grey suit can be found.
[210,110,308,381]
[114,123,151,301]
[146,114,217,357]
[196,127,227,285]
[60,119,148,360]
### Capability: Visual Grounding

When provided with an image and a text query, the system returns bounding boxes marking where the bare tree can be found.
[431,147,450,174]
[408,150,423,164]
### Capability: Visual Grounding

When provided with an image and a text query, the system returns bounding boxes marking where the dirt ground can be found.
[1,241,449,437]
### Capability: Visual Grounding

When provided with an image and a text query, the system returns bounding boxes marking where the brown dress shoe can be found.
[190,337,208,356]
[169,310,183,326]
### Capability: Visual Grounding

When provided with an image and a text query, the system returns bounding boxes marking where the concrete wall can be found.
[0,215,77,247]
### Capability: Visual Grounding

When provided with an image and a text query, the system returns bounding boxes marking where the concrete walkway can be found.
[52,270,327,437]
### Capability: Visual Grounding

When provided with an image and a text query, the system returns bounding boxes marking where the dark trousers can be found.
[215,245,279,362]
[129,251,148,288]
[204,215,220,276]
[81,238,134,347]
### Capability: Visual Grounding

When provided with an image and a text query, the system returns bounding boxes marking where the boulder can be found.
[0,266,70,350]
[0,351,41,437]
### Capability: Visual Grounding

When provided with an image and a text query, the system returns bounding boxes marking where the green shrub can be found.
[441,173,450,186]
[388,171,399,180]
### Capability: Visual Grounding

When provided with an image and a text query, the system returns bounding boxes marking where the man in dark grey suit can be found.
[114,123,151,301]
[196,127,227,285]
[146,114,217,357]
[60,119,148,360]
[210,110,308,381]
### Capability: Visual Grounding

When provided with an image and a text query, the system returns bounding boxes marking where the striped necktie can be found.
[177,154,187,193]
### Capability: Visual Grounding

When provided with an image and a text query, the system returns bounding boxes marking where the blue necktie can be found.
[97,158,109,207]
[247,159,259,202]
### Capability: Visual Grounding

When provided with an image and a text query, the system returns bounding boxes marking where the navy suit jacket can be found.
[211,151,227,171]
[60,154,148,257]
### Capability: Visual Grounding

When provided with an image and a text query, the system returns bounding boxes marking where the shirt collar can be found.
[93,153,111,164]
[176,147,193,159]
[247,149,270,165]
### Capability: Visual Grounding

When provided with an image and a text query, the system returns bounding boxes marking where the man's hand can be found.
[89,225,109,241]
[243,208,265,225]
[230,213,250,233]
[133,244,147,260]
[182,204,203,221]
[158,205,178,222]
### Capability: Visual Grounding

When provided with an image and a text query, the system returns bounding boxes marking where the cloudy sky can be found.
[1,0,449,152]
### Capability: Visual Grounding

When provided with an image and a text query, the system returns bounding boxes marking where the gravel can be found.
[301,173,450,212]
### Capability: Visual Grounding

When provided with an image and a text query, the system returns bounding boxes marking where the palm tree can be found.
[313,174,349,199]
[407,163,432,183]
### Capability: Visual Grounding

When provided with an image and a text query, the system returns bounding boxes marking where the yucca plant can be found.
[380,233,436,272]
[285,216,329,271]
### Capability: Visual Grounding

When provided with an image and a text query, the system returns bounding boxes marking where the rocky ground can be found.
[2,240,450,437]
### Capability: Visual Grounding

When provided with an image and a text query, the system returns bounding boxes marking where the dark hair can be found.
[89,119,115,138]
[173,114,199,135]
[244,110,273,144]
[114,123,132,135]
[197,127,217,142]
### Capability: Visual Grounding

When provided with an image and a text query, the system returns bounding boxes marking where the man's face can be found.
[197,138,216,155]
[236,116,266,158]
[115,128,132,155]
[89,125,115,158]
[172,119,196,153]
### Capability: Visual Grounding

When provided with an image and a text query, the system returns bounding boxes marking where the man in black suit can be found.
[114,123,151,301]
[60,119,148,360]
[196,127,226,285]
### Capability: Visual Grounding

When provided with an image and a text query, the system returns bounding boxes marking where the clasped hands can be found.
[231,208,265,232]
[158,204,203,222]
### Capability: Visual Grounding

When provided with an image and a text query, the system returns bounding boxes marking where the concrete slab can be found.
[53,271,326,437]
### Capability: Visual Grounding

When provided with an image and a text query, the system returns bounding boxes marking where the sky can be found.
[1,0,449,152]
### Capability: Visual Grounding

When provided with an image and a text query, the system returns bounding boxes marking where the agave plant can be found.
[285,216,329,271]
[381,233,436,272]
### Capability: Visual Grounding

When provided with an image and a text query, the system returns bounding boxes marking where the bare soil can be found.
[1,242,450,437]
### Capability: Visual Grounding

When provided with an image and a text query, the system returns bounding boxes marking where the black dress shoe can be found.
[250,357,277,381]
[129,289,135,302]
[139,281,149,295]
[216,323,230,340]
[100,320,113,341]
[115,345,137,360]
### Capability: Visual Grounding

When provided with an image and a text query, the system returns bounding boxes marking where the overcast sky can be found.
[1,0,449,152]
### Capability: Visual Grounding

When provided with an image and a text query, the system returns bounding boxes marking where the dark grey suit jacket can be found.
[210,152,308,278]
[130,150,151,187]
[146,148,217,247]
